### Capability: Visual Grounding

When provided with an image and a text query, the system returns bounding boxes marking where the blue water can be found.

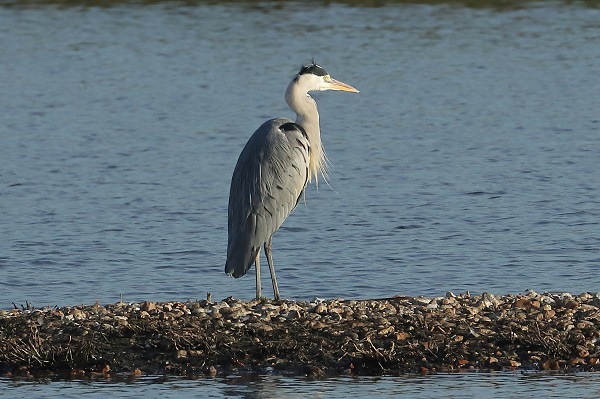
[1,1,599,307]
[2,372,600,399]
[1,1,600,395]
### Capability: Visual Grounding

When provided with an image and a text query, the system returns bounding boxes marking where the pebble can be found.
[2,292,599,377]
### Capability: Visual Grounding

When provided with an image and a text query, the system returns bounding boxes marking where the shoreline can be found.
[1,292,599,378]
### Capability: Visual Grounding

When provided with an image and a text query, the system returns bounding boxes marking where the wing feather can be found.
[225,118,310,278]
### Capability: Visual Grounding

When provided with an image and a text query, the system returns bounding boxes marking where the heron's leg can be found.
[255,248,261,300]
[264,237,280,300]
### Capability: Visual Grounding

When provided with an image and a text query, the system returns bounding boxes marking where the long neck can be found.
[285,81,326,186]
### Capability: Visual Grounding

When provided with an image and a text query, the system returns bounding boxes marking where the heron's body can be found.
[225,63,358,300]
[226,118,309,279]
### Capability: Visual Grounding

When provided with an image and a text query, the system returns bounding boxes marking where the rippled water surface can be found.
[5,0,600,307]
[3,371,600,399]
[1,0,599,306]
[1,0,600,397]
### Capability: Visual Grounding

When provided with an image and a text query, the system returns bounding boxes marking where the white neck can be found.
[285,79,327,185]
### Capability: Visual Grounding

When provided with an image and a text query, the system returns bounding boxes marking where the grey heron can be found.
[225,62,359,300]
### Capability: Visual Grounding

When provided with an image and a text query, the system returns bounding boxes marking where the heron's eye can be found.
[324,75,332,82]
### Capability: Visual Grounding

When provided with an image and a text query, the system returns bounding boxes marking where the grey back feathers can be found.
[225,118,310,278]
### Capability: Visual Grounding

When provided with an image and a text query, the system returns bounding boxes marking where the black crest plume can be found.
[298,60,328,77]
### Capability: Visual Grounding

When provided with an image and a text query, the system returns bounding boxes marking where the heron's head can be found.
[294,62,359,93]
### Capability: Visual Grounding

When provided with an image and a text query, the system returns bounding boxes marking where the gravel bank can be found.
[1,291,599,378]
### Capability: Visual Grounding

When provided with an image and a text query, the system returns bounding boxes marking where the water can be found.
[1,0,599,396]
[2,1,598,308]
[2,372,600,399]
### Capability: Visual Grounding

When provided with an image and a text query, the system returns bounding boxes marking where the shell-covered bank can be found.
[1,291,599,379]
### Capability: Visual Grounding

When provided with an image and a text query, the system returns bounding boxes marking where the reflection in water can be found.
[4,0,600,10]
[3,372,600,398]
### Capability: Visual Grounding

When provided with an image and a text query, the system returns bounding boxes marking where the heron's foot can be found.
[255,296,282,304]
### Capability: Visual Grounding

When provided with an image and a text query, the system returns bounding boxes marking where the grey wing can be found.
[225,118,310,278]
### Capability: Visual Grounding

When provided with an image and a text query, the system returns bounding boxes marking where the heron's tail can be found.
[225,234,258,278]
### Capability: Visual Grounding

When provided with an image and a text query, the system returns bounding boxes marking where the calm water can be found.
[1,1,599,396]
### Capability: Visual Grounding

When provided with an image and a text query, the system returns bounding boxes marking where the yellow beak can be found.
[328,77,360,93]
